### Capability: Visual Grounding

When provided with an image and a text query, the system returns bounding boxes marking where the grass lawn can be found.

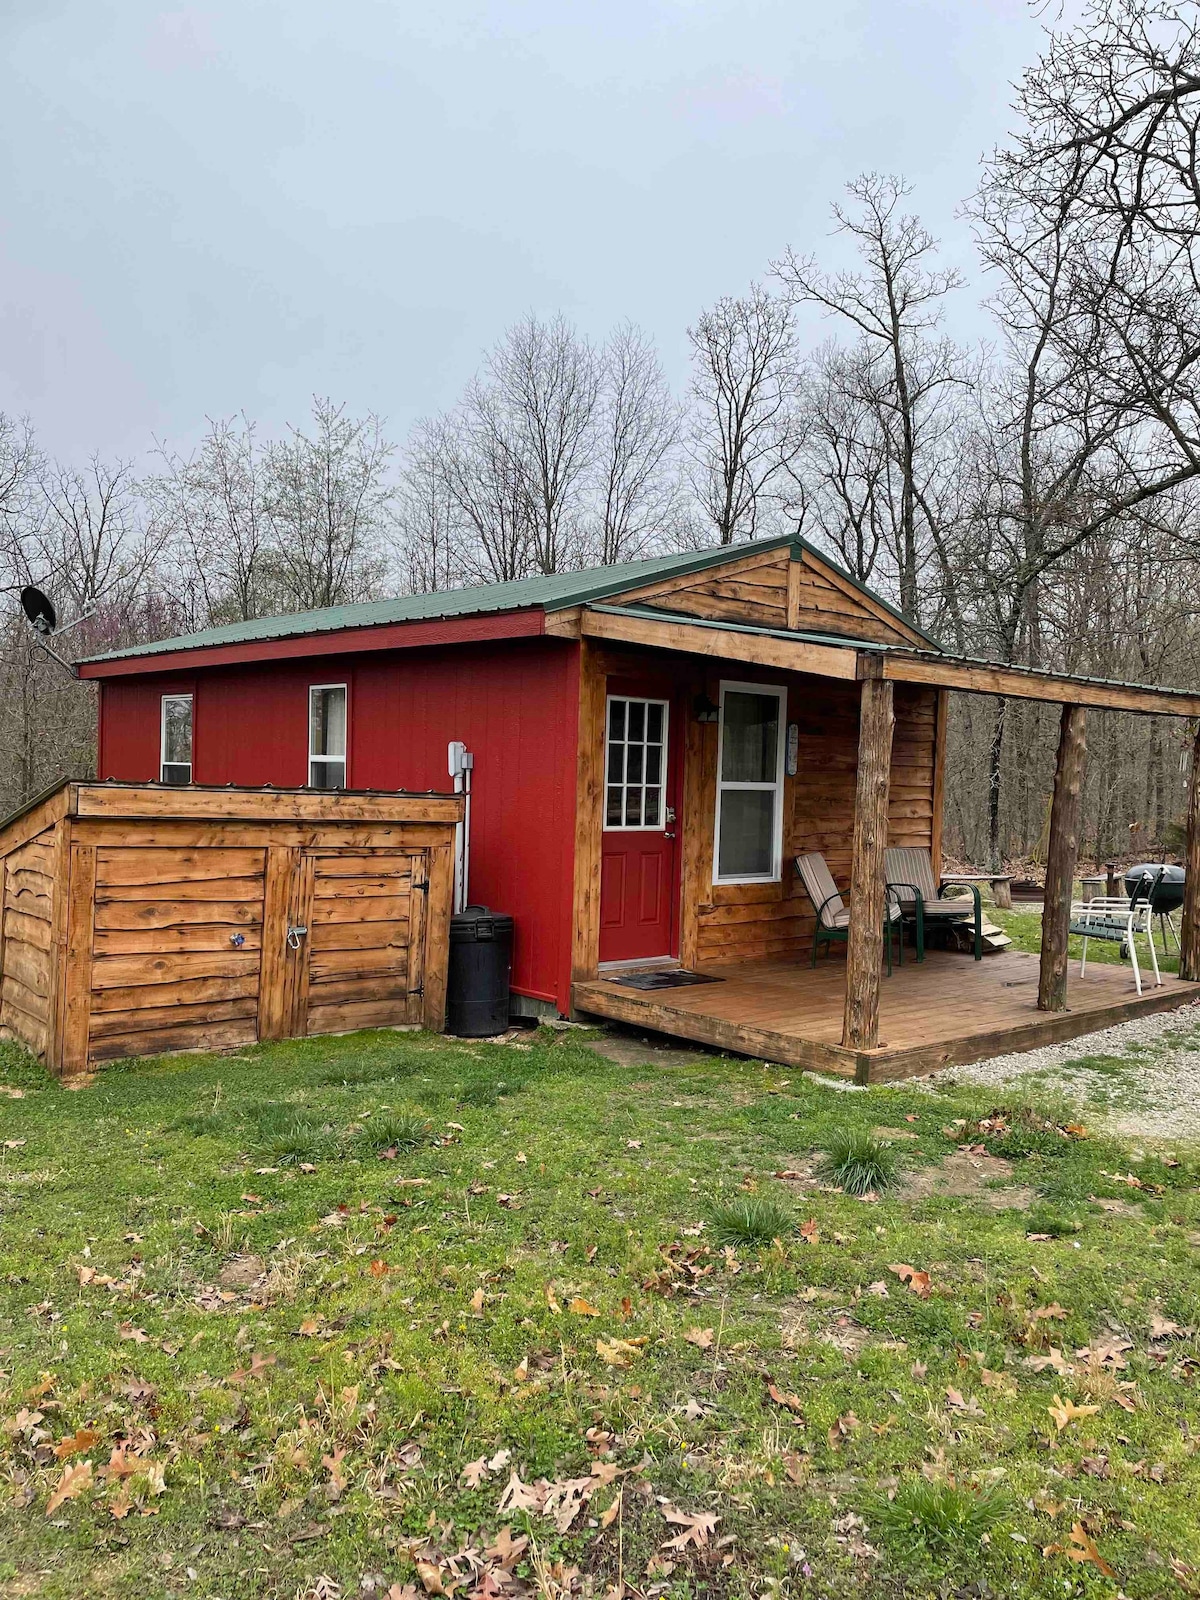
[1,1023,1199,1600]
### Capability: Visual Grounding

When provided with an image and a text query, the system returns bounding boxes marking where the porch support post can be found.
[1179,721,1200,980]
[1037,704,1088,1012]
[842,673,894,1051]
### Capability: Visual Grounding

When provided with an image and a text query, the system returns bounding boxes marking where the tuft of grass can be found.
[455,1077,519,1107]
[818,1128,900,1195]
[870,1478,1008,1561]
[1024,1201,1082,1237]
[246,1102,341,1165]
[169,1109,229,1137]
[708,1192,795,1247]
[355,1109,434,1154]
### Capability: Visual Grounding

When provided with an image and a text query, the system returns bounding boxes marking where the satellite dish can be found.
[20,586,57,635]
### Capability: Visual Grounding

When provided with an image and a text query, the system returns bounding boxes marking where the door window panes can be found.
[604,696,667,829]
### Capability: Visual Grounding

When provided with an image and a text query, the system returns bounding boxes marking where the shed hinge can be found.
[413,878,430,892]
[409,983,425,997]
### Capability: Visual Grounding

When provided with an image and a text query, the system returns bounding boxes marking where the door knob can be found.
[664,831,676,839]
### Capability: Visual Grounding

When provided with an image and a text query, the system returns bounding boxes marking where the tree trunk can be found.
[987,697,1007,869]
[842,675,895,1050]
[1179,723,1200,982]
[1038,704,1088,1012]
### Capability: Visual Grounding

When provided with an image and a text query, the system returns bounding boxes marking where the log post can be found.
[842,674,894,1050]
[1179,721,1200,980]
[1037,704,1088,1012]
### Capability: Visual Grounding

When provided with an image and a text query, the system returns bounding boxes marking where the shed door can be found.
[260,849,428,1041]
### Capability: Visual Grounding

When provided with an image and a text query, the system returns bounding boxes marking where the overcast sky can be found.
[1,0,1064,466]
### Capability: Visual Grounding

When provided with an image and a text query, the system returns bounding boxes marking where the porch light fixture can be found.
[692,692,720,723]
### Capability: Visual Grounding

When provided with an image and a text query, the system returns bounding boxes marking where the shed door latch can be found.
[286,924,308,950]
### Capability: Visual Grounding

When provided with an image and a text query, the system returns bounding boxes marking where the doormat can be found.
[607,970,724,991]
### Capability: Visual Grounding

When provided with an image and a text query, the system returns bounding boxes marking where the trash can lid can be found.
[449,905,514,939]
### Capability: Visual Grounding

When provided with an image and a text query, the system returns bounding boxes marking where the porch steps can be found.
[943,917,1012,955]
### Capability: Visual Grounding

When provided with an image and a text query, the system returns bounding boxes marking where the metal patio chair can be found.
[795,851,902,975]
[1070,867,1164,995]
[883,846,983,961]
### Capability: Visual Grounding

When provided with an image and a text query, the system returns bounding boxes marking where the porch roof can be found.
[574,604,1200,718]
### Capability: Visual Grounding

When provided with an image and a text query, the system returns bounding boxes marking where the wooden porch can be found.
[573,949,1200,1084]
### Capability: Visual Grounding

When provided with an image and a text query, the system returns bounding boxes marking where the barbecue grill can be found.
[1123,862,1185,951]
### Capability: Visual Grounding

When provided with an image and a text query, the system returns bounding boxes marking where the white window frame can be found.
[308,682,348,789]
[603,695,670,832]
[159,693,193,785]
[712,679,787,885]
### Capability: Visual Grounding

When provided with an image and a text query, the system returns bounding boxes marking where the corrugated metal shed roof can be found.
[78,533,938,664]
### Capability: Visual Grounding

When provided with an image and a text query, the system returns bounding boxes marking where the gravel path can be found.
[918,999,1200,1145]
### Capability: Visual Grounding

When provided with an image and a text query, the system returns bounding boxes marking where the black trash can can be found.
[446,906,514,1037]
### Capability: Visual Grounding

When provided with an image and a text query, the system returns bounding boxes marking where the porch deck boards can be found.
[572,949,1200,1083]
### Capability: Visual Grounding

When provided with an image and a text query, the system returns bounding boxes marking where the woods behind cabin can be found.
[4,1,1200,872]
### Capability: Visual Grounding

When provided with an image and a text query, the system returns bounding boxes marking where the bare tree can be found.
[394,416,461,594]
[775,175,966,623]
[687,284,797,545]
[154,415,273,627]
[265,398,393,611]
[593,323,684,564]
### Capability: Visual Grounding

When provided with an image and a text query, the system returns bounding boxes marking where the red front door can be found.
[599,691,681,963]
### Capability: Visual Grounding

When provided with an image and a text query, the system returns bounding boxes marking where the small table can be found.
[939,872,1013,910]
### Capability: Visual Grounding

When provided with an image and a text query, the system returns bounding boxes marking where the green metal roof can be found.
[79,533,937,664]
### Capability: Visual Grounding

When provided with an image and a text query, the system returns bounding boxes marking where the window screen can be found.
[160,695,193,785]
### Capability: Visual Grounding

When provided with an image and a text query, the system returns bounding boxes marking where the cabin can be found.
[77,533,1200,1082]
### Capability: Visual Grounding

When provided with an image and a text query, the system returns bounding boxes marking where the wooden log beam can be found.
[1038,704,1088,1012]
[842,676,894,1051]
[1180,722,1200,981]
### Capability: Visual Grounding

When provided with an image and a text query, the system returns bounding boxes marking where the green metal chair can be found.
[795,852,902,974]
[883,846,982,961]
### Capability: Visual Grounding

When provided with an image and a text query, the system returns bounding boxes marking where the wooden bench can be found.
[939,872,1013,910]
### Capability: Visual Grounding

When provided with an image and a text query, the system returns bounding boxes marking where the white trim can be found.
[159,692,193,785]
[713,679,787,885]
[603,694,670,832]
[308,682,348,789]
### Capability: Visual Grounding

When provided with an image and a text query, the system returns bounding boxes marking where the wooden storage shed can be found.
[0,781,461,1076]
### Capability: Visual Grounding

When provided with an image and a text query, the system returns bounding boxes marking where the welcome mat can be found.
[607,970,724,991]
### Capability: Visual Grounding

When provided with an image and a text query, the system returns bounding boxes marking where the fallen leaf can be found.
[1150,1313,1188,1340]
[471,1287,486,1315]
[1065,1522,1117,1579]
[46,1459,92,1515]
[368,1259,389,1277]
[54,1427,101,1460]
[118,1322,149,1343]
[322,1446,348,1493]
[767,1382,805,1415]
[1047,1394,1100,1433]
[887,1263,932,1298]
[599,1488,622,1528]
[827,1411,860,1448]
[684,1327,714,1349]
[661,1504,719,1550]
[297,1318,322,1337]
[497,1469,546,1513]
[108,1490,132,1520]
[799,1217,820,1245]
[568,1297,601,1317]
[596,1336,647,1368]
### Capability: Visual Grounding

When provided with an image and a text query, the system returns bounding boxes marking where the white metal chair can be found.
[1069,869,1164,995]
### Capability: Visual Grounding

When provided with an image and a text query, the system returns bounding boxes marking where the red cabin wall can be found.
[97,638,581,1013]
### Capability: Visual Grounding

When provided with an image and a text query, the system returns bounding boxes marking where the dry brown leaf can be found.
[1047,1394,1100,1433]
[1065,1522,1117,1579]
[767,1382,805,1415]
[54,1427,100,1460]
[460,1455,488,1488]
[799,1217,820,1245]
[596,1336,647,1368]
[887,1263,932,1298]
[117,1322,149,1343]
[684,1326,714,1349]
[599,1488,622,1528]
[661,1505,720,1550]
[827,1411,860,1448]
[470,1288,486,1314]
[108,1489,132,1520]
[569,1297,601,1317]
[368,1259,389,1277]
[46,1459,92,1515]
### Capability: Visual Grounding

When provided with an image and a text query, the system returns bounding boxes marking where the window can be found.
[604,696,668,830]
[713,682,786,883]
[308,684,347,789]
[160,694,193,785]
